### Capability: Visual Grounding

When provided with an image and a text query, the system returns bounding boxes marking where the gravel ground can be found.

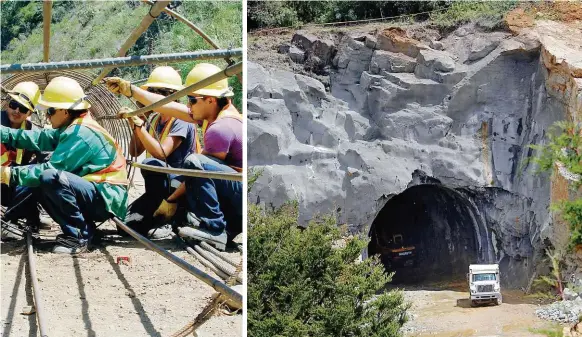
[536,299,582,324]
[1,168,242,337]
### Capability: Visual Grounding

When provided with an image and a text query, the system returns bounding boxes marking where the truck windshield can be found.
[473,273,496,282]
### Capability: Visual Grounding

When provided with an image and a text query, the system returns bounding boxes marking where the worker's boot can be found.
[52,235,88,255]
[178,212,227,251]
[147,224,173,240]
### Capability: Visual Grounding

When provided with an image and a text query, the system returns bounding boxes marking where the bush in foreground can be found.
[248,202,408,337]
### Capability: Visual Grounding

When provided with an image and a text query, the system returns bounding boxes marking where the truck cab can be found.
[378,234,416,269]
[468,264,502,306]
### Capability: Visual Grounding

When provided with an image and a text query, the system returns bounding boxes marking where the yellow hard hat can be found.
[186,63,233,97]
[38,76,91,110]
[7,81,40,112]
[140,66,184,91]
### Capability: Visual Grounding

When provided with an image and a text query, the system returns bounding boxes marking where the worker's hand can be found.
[103,77,132,97]
[153,199,178,220]
[118,107,144,130]
[0,166,11,186]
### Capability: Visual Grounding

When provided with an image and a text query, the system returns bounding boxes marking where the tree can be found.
[531,121,582,247]
[248,202,408,337]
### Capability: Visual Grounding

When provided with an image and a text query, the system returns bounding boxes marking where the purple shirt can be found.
[204,116,242,168]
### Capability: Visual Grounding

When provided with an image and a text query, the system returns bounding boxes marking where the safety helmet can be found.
[140,66,184,91]
[38,76,91,110]
[186,63,233,97]
[7,81,40,112]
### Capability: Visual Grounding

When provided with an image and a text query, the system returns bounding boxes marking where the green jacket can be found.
[1,123,128,220]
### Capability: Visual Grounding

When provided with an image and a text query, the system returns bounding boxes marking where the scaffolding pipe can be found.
[0,49,242,74]
[130,161,242,181]
[120,61,242,118]
[27,232,49,337]
[112,217,243,308]
[141,0,242,83]
[92,0,172,84]
[43,1,52,62]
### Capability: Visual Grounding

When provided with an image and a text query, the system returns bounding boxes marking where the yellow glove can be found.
[153,199,178,220]
[103,77,132,97]
[117,107,144,129]
[1,166,11,186]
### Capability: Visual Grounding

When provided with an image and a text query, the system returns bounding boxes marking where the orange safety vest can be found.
[147,113,202,157]
[69,113,129,186]
[1,121,27,166]
[201,104,243,172]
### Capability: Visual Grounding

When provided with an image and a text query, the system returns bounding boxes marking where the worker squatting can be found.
[1,64,242,254]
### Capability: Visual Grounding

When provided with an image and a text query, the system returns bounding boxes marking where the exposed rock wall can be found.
[248,20,581,287]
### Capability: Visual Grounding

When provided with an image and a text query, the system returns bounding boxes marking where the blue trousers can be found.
[182,154,242,233]
[38,169,111,241]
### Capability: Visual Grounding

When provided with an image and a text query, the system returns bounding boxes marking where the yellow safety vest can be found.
[146,113,176,158]
[69,114,129,186]
[1,121,26,166]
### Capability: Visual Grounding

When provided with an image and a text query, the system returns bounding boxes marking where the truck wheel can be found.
[496,298,502,305]
[470,300,476,307]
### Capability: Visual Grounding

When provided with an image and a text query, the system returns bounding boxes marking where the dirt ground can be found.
[399,281,563,337]
[1,168,242,337]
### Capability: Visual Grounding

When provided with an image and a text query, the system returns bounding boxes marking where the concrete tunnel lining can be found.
[368,184,493,282]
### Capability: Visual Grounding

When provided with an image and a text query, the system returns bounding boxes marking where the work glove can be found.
[118,107,144,130]
[1,166,11,186]
[153,199,178,220]
[103,77,132,97]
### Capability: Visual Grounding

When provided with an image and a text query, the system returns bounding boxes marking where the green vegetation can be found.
[248,1,518,30]
[528,249,565,301]
[529,326,566,337]
[248,201,408,337]
[0,1,242,110]
[531,122,582,248]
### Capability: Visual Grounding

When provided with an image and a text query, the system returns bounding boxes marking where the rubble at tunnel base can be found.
[248,20,582,288]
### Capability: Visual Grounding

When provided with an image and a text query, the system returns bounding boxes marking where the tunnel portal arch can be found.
[368,184,493,283]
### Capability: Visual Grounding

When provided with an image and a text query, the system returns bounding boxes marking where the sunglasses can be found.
[187,95,205,105]
[8,100,30,114]
[46,107,58,116]
[147,87,175,96]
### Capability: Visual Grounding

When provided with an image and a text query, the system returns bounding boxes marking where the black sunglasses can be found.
[8,100,30,114]
[46,107,57,116]
[147,87,174,96]
[187,95,205,105]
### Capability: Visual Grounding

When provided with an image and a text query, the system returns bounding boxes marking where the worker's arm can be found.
[202,122,233,163]
[201,149,227,162]
[1,125,60,152]
[9,126,95,187]
[134,124,183,160]
[130,86,197,124]
[166,182,186,203]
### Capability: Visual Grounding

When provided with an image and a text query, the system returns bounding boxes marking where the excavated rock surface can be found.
[248,20,582,287]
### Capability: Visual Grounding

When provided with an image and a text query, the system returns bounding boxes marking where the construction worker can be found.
[122,66,200,239]
[0,76,129,254]
[104,63,242,251]
[1,82,45,236]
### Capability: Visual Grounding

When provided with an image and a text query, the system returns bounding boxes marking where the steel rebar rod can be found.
[193,245,242,284]
[200,241,238,267]
[185,245,231,281]
[42,1,52,62]
[130,162,242,181]
[27,232,48,337]
[0,49,242,74]
[92,0,172,84]
[120,61,242,118]
[112,217,242,308]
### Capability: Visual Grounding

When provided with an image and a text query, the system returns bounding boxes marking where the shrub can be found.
[248,202,408,337]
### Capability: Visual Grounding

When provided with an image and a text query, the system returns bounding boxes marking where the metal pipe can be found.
[0,49,242,74]
[193,245,242,284]
[112,217,242,308]
[130,161,242,181]
[92,0,172,84]
[43,1,52,62]
[184,244,231,281]
[120,61,242,118]
[200,241,238,267]
[27,232,49,337]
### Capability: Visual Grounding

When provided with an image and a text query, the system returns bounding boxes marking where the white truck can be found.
[468,264,502,306]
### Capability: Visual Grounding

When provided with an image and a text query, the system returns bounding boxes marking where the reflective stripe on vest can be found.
[146,114,175,158]
[202,104,242,172]
[69,114,129,186]
[1,121,26,166]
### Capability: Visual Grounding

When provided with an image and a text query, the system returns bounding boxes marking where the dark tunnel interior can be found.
[368,184,484,284]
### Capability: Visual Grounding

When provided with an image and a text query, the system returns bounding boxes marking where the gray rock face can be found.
[288,45,306,63]
[469,37,502,61]
[312,39,335,64]
[248,24,574,288]
[292,31,318,50]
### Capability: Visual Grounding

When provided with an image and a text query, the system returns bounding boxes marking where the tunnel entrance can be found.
[369,184,489,284]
